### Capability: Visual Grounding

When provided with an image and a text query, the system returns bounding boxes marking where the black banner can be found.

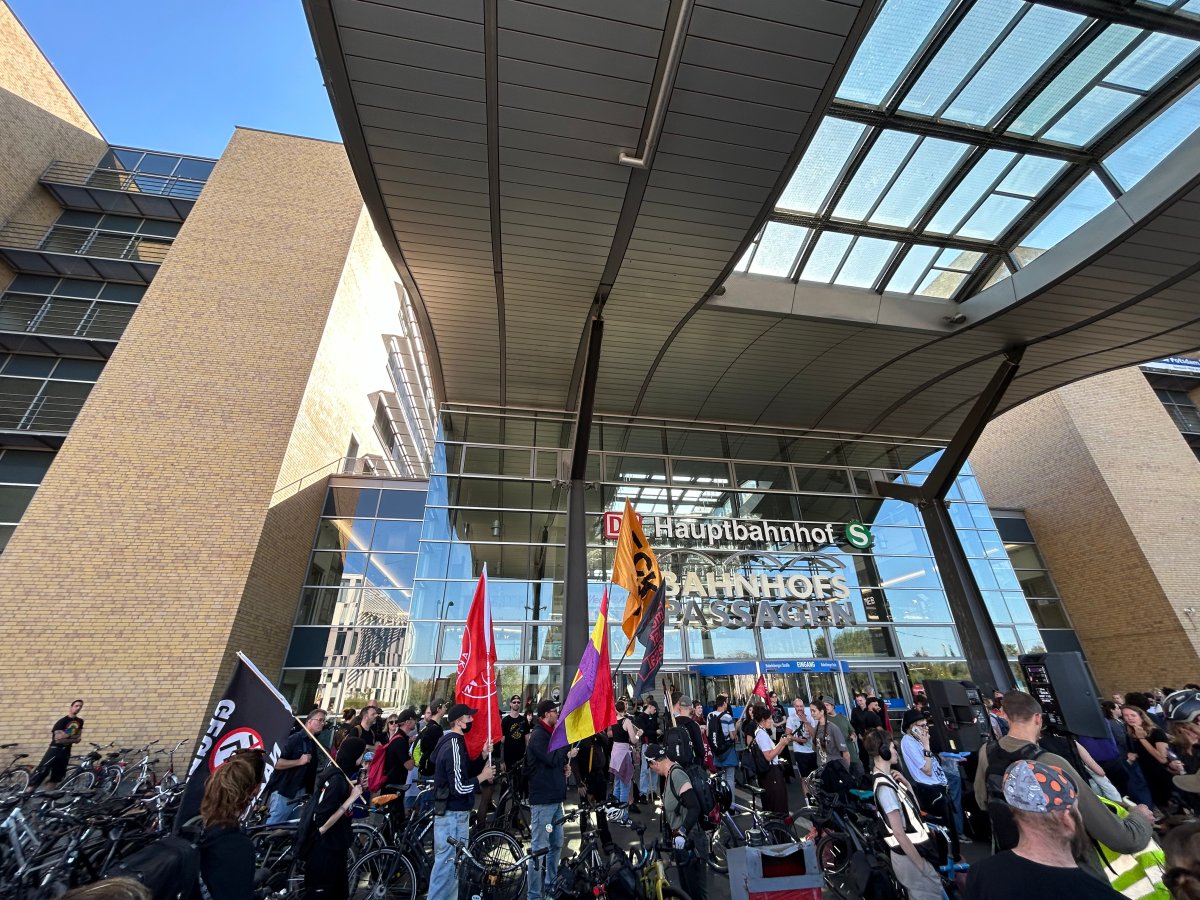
[632,584,665,698]
[178,654,297,825]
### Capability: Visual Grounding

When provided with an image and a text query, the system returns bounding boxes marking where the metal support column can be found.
[562,315,604,681]
[875,348,1024,696]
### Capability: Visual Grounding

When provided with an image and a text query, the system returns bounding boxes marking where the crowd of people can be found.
[40,680,1200,900]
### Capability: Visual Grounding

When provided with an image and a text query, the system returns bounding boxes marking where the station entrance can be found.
[615,660,913,717]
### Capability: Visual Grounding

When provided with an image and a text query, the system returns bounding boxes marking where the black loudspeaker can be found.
[1019,652,1107,739]
[924,680,991,753]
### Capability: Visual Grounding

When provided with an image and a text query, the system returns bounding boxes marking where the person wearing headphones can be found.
[865,728,942,900]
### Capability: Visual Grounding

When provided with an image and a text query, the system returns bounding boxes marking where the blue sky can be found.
[10,0,340,159]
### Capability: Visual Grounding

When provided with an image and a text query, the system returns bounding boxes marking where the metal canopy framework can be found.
[741,0,1200,301]
[306,0,1200,442]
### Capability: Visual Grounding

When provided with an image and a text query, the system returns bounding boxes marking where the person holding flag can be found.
[428,704,495,900]
[454,564,504,823]
[551,587,619,851]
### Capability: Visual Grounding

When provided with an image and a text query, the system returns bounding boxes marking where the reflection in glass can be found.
[894,626,961,659]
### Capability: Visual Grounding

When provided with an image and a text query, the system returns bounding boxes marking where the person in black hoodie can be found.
[195,749,261,899]
[303,737,364,900]
[526,699,578,900]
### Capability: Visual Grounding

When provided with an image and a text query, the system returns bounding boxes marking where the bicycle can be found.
[449,833,546,900]
[156,738,187,790]
[616,823,693,900]
[54,743,120,797]
[486,759,531,837]
[546,802,626,899]
[706,782,799,874]
[0,745,32,801]
[119,741,160,796]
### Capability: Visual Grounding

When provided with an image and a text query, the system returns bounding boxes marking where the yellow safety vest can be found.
[1096,796,1169,899]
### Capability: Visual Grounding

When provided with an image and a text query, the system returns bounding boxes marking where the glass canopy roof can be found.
[736,0,1200,302]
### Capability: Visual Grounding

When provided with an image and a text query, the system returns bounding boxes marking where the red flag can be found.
[455,565,502,759]
[752,674,771,710]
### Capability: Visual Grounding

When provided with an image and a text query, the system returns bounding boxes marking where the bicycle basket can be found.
[463,861,527,900]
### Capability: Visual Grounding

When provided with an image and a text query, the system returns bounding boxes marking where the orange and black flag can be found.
[612,499,663,652]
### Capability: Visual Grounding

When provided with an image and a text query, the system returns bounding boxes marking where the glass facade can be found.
[280,407,1078,713]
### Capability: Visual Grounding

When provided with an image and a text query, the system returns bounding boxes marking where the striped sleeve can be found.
[450,736,474,795]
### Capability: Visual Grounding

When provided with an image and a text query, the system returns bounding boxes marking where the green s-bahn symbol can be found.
[844,521,874,550]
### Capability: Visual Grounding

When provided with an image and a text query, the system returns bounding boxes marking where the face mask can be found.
[462,721,473,734]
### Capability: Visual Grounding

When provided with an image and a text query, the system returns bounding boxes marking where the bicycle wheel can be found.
[0,766,30,800]
[469,830,525,897]
[351,821,385,861]
[765,822,797,846]
[348,848,418,900]
[816,831,852,876]
[59,768,95,793]
[707,824,733,875]
[96,765,123,799]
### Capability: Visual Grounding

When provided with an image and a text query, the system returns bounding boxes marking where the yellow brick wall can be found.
[0,128,399,757]
[0,0,106,285]
[972,367,1200,694]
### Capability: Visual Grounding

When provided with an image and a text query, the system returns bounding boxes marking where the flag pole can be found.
[236,651,354,788]
[484,564,494,752]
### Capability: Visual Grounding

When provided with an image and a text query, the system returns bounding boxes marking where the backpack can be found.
[707,712,730,756]
[367,734,404,793]
[667,763,722,830]
[983,741,1044,851]
[103,829,209,900]
[663,724,696,767]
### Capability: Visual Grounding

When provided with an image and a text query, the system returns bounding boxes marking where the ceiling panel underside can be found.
[313,0,1200,441]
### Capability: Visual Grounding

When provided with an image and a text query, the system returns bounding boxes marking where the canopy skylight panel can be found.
[750,0,1200,302]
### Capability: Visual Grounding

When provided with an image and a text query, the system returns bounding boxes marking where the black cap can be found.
[645,743,669,762]
[536,699,558,717]
[446,703,477,722]
[902,709,929,731]
[397,708,418,724]
[509,694,522,703]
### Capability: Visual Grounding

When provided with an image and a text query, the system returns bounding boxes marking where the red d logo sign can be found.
[603,510,641,540]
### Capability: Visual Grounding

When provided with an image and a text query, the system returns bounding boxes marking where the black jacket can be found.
[433,731,484,812]
[675,715,705,763]
[196,825,254,899]
[526,721,569,805]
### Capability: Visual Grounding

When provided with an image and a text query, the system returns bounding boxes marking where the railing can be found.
[271,455,403,504]
[0,222,171,263]
[42,161,205,201]
[0,294,132,341]
[0,393,86,432]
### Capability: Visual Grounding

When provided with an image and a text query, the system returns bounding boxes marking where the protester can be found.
[985,698,1010,741]
[300,737,364,900]
[1126,692,1168,730]
[751,704,792,814]
[416,699,447,779]
[850,692,881,761]
[810,698,851,771]
[868,696,893,733]
[902,693,929,732]
[382,708,418,794]
[823,697,861,779]
[671,692,706,764]
[691,700,715,771]
[609,699,640,815]
[864,729,942,900]
[786,696,817,777]
[501,694,531,797]
[428,704,494,900]
[29,698,85,790]
[1167,689,1200,775]
[647,743,709,900]
[572,729,613,851]
[974,690,1153,883]
[1163,819,1200,900]
[966,759,1122,899]
[900,710,959,859]
[1077,704,1128,797]
[1122,703,1175,810]
[526,699,577,900]
[264,708,326,825]
[331,708,355,750]
[707,694,739,796]
[634,697,662,803]
[196,750,261,899]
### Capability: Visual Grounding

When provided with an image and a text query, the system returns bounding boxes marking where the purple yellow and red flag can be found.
[549,587,618,750]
